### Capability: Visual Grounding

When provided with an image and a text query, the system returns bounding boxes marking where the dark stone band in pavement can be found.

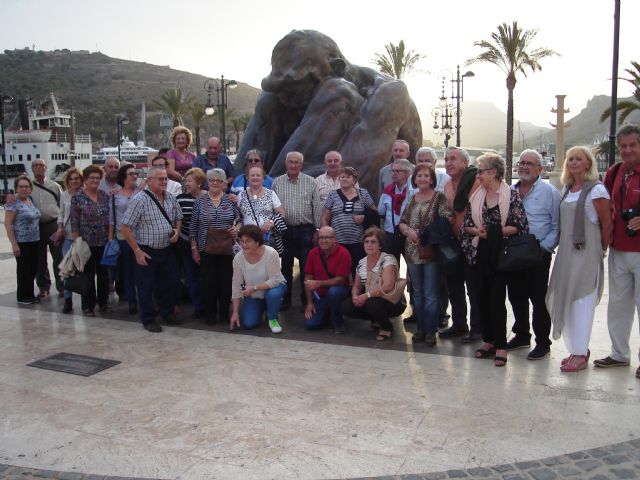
[2,438,639,479]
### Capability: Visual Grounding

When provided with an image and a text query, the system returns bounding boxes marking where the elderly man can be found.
[150,155,183,196]
[30,158,63,298]
[440,147,481,342]
[315,150,343,205]
[378,140,411,195]
[415,147,450,192]
[193,137,236,190]
[99,157,121,195]
[121,166,183,333]
[273,151,322,310]
[506,149,560,360]
[595,125,640,377]
[303,226,351,332]
[378,158,415,262]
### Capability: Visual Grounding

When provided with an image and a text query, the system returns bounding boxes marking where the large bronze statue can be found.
[236,30,423,194]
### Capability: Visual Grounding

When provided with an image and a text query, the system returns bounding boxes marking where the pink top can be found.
[165,149,196,177]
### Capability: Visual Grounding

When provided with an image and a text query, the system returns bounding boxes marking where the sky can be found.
[2,0,638,145]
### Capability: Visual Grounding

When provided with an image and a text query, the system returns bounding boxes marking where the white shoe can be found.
[268,319,283,334]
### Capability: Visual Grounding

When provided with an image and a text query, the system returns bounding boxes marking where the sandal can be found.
[560,354,588,372]
[494,356,508,367]
[376,330,393,341]
[83,309,95,317]
[475,343,496,359]
[562,349,590,366]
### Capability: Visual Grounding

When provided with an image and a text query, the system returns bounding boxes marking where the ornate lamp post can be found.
[204,75,237,153]
[432,77,455,148]
[116,115,129,162]
[0,94,14,194]
[451,65,475,147]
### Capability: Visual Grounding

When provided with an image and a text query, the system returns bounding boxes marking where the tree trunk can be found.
[505,73,516,184]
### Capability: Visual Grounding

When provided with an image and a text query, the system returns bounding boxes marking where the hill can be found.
[0,48,261,151]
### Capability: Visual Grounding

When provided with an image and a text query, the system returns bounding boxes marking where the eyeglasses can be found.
[209,179,224,184]
[247,158,262,164]
[476,167,495,175]
[391,169,407,174]
[518,160,540,167]
[87,175,102,181]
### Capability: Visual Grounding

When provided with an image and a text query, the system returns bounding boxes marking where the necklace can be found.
[250,187,261,200]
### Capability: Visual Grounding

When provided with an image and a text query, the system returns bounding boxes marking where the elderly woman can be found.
[237,165,285,239]
[70,164,111,316]
[108,163,139,314]
[191,168,239,324]
[165,126,196,182]
[175,168,206,318]
[4,175,41,304]
[398,163,453,346]
[55,167,83,313]
[230,225,287,333]
[546,146,612,372]
[340,227,405,341]
[230,149,275,195]
[322,166,377,275]
[462,153,528,367]
[415,147,451,192]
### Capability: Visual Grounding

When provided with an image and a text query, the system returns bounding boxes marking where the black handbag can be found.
[66,271,92,296]
[496,233,543,272]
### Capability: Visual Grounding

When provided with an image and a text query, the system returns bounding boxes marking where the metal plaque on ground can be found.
[27,352,121,377]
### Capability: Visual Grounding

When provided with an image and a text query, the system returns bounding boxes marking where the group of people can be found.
[5,124,640,379]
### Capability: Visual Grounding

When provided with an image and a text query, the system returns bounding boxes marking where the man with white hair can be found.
[506,149,560,360]
[415,147,450,192]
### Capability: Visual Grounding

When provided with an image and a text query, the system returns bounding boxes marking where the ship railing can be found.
[49,133,92,143]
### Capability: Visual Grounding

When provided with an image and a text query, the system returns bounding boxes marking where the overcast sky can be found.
[2,0,637,141]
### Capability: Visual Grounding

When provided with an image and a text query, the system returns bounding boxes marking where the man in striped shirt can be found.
[273,151,322,311]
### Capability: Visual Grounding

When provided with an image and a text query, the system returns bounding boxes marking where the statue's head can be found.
[262,30,347,109]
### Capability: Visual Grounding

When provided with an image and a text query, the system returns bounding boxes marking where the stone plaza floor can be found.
[0,213,639,480]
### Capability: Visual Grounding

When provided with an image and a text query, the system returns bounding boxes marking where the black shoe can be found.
[506,337,531,350]
[162,313,183,325]
[403,314,417,324]
[144,321,163,333]
[412,331,426,343]
[62,299,73,314]
[527,345,550,360]
[460,331,482,344]
[439,325,469,338]
[280,298,292,312]
[128,304,138,315]
[191,308,206,319]
[424,333,437,347]
[206,316,218,326]
[333,325,345,335]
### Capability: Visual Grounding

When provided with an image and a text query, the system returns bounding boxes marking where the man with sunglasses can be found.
[506,149,560,360]
[230,150,274,196]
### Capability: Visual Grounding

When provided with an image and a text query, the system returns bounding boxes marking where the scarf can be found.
[469,181,511,247]
[383,183,407,215]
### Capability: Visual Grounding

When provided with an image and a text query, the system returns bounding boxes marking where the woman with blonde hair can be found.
[165,126,196,182]
[546,146,612,372]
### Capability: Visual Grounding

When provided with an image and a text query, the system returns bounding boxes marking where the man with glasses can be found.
[378,140,411,196]
[121,166,183,333]
[193,137,235,190]
[150,155,183,196]
[273,151,322,311]
[99,157,121,195]
[303,226,351,332]
[506,150,560,360]
[230,149,274,196]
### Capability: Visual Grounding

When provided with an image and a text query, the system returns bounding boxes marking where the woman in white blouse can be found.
[230,225,287,333]
[546,146,612,372]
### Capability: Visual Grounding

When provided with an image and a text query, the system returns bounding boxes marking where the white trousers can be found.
[563,291,597,356]
[607,248,640,362]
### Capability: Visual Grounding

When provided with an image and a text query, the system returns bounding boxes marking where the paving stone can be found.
[630,439,640,449]
[528,468,557,480]
[502,475,527,480]
[603,455,630,465]
[401,475,424,480]
[515,461,542,470]
[492,464,515,473]
[56,473,85,480]
[609,443,635,454]
[576,459,603,471]
[83,476,106,480]
[567,451,590,460]
[423,474,447,480]
[589,448,611,458]
[446,471,467,478]
[540,456,570,467]
[466,467,493,477]
[610,468,637,479]
[0,467,12,474]
[588,475,612,480]
[553,465,582,477]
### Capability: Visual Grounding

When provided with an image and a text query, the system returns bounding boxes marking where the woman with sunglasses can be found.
[230,150,275,196]
[322,166,377,275]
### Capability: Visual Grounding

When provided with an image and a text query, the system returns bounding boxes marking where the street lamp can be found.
[451,65,475,147]
[0,94,15,194]
[432,78,455,148]
[204,75,237,152]
[116,115,129,161]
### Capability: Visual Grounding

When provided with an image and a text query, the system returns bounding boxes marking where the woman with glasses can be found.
[55,167,83,313]
[322,166,376,275]
[108,163,140,314]
[4,175,41,305]
[230,150,275,195]
[70,165,111,317]
[461,153,528,367]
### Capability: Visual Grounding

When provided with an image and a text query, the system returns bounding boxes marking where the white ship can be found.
[2,93,92,184]
[92,138,158,166]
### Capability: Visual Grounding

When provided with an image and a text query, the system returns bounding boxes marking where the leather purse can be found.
[205,228,233,255]
[496,233,543,272]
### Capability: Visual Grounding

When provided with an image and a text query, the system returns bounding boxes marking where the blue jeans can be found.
[61,239,74,300]
[135,245,179,326]
[180,240,203,310]
[304,286,349,330]
[241,283,286,329]
[117,239,137,305]
[407,261,440,334]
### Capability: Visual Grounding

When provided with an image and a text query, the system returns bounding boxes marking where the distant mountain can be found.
[0,48,261,150]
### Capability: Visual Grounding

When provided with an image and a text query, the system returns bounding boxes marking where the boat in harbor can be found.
[92,138,158,166]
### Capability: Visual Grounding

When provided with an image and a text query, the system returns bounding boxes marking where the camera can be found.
[620,208,640,237]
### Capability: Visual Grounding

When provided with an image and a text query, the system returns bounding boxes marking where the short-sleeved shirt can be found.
[230,174,274,196]
[70,190,110,247]
[304,245,352,297]
[165,149,196,177]
[4,199,41,242]
[109,191,137,234]
[324,188,375,245]
[192,154,236,190]
[356,253,398,287]
[122,189,183,249]
[237,188,282,227]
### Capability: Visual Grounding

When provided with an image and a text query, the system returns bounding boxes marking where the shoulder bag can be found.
[204,195,234,256]
[496,233,543,272]
[101,195,121,266]
[364,254,407,304]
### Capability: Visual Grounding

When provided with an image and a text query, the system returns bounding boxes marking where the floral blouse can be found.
[461,189,528,265]
[401,192,452,264]
[4,199,40,243]
[70,189,110,247]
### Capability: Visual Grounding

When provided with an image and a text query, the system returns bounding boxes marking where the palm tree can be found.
[188,102,207,154]
[151,88,194,127]
[467,21,558,182]
[372,40,425,79]
[600,61,640,125]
